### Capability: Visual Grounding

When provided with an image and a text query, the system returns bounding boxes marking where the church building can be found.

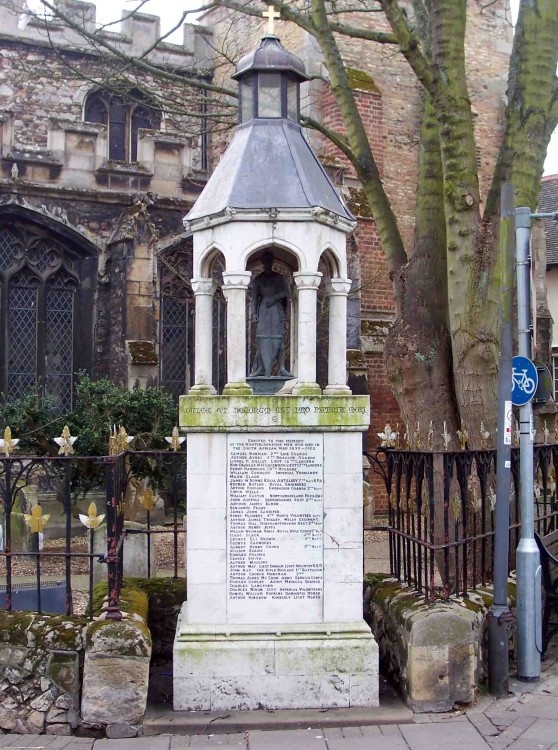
[0,0,513,510]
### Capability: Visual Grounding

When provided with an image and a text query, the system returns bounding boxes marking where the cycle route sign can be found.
[511,355,538,406]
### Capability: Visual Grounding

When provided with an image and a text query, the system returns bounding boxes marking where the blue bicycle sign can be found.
[511,356,538,406]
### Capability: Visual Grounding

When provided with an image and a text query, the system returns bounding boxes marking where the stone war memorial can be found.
[174,24,378,711]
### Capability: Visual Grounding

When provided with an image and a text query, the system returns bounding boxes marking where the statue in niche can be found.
[249,251,294,378]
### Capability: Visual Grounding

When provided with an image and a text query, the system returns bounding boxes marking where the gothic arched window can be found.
[0,222,95,413]
[84,88,162,162]
[159,243,195,402]
[159,243,227,399]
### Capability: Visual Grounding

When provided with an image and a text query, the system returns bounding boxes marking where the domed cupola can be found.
[185,32,353,226]
[232,35,309,123]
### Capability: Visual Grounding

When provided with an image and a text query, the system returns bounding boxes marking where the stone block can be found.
[47,651,80,701]
[106,722,141,738]
[174,616,378,711]
[81,618,151,725]
[81,655,150,724]
[324,471,363,509]
[92,521,156,585]
[187,507,226,550]
[324,507,361,549]
[187,548,226,584]
[366,575,489,712]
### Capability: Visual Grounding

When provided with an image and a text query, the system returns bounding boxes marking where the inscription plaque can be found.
[227,434,324,624]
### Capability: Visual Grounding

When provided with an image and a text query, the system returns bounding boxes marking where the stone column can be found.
[292,271,322,396]
[190,278,216,395]
[222,271,252,396]
[324,278,352,396]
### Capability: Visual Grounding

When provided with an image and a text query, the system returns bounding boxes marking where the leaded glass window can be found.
[45,273,77,413]
[159,243,227,398]
[161,286,193,403]
[0,222,95,412]
[8,270,39,400]
[159,244,195,402]
[85,88,162,162]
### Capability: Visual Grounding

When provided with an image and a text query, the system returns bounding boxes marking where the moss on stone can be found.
[361,319,391,337]
[0,611,85,651]
[345,186,372,218]
[346,67,381,94]
[179,394,369,430]
[347,349,367,368]
[85,618,151,657]
[91,579,149,621]
[125,577,186,608]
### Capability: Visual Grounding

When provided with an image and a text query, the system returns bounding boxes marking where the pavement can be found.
[4,644,558,750]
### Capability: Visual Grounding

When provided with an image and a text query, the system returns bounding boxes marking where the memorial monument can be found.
[174,15,378,710]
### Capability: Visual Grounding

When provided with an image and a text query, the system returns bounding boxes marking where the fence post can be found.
[104,455,123,621]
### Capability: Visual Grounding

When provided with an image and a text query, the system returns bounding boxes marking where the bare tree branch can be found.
[27,0,237,97]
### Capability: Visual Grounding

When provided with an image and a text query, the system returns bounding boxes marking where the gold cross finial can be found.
[263,5,280,35]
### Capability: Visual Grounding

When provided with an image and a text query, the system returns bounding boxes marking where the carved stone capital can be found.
[293,271,322,291]
[326,278,352,297]
[191,278,217,297]
[221,271,252,293]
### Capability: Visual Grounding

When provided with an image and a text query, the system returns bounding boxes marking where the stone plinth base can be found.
[246,375,292,395]
[173,607,378,711]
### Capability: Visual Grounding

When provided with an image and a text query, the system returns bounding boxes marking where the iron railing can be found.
[367,445,558,601]
[0,449,186,619]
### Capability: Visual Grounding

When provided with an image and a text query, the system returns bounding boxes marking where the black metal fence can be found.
[0,449,186,620]
[367,445,558,601]
[3,442,556,613]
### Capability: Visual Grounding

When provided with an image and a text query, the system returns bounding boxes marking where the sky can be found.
[36,0,558,177]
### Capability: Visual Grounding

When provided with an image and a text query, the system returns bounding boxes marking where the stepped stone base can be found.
[173,607,379,711]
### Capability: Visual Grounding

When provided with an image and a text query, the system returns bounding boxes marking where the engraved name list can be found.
[227,434,324,624]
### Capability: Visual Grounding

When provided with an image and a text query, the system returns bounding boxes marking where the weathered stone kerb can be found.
[364,574,508,713]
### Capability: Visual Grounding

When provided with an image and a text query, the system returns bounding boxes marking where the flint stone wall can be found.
[364,574,514,713]
[0,578,183,736]
[0,611,83,735]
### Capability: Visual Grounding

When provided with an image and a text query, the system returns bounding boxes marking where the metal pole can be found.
[488,183,515,696]
[515,206,542,681]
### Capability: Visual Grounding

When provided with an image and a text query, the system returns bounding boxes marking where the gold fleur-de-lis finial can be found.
[54,424,77,456]
[0,426,19,457]
[403,424,410,449]
[165,426,185,451]
[414,421,421,450]
[24,505,50,534]
[427,420,434,451]
[108,425,118,456]
[377,423,398,448]
[457,419,468,450]
[117,425,134,452]
[79,501,105,530]
[139,488,157,511]
[262,4,280,34]
[441,421,451,450]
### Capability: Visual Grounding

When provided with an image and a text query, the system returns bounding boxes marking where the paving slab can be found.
[94,738,170,750]
[246,729,327,750]
[0,742,96,749]
[399,720,491,749]
[188,737,247,747]
[323,737,409,750]
[509,694,558,720]
[508,718,558,745]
